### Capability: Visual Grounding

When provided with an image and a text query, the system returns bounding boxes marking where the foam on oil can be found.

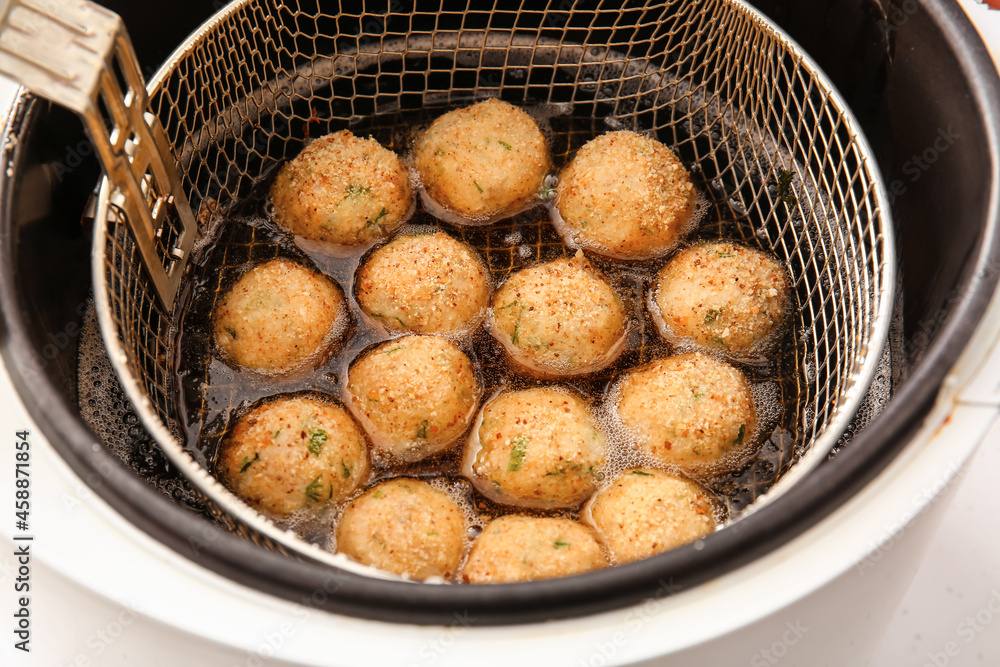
[81,100,812,581]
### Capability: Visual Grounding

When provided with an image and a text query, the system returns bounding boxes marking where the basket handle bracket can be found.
[0,0,196,309]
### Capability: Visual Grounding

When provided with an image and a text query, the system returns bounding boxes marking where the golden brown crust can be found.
[270,130,413,245]
[653,241,791,356]
[346,335,480,462]
[555,130,696,259]
[585,469,717,564]
[462,515,606,583]
[467,387,606,509]
[413,98,551,222]
[336,479,466,580]
[489,251,628,377]
[217,396,369,517]
[213,259,347,374]
[355,231,491,336]
[615,352,757,472]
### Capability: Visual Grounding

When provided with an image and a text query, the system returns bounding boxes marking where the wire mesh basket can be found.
[90,0,894,567]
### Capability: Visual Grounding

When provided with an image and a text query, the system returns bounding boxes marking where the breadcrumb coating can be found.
[217,396,369,516]
[585,469,717,563]
[271,130,413,246]
[413,98,551,222]
[555,130,696,259]
[463,515,606,583]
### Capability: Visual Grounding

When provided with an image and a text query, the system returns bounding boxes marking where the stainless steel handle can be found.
[0,0,194,309]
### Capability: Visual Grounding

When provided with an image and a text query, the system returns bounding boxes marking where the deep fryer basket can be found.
[80,0,894,568]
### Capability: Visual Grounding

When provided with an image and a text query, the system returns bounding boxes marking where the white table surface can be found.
[1,2,999,665]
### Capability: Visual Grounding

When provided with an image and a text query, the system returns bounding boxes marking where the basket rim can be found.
[85,0,906,623]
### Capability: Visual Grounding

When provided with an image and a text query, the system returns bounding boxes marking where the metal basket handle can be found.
[0,0,194,309]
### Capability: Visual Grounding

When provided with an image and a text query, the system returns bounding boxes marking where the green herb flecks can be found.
[272,429,282,441]
[416,421,429,439]
[473,180,484,194]
[239,452,259,473]
[734,423,746,446]
[553,539,571,549]
[704,309,721,325]
[498,140,512,151]
[373,489,384,499]
[427,531,439,536]
[630,470,654,476]
[497,300,519,311]
[436,147,448,155]
[692,392,705,399]
[341,462,351,478]
[307,428,328,456]
[508,435,529,472]
[716,251,735,258]
[395,317,407,328]
[224,326,238,340]
[511,306,525,345]
[305,475,324,502]
[382,346,403,355]
[776,169,798,206]
[345,184,372,199]
[365,207,388,230]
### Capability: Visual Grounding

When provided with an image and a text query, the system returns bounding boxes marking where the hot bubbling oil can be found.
[171,102,803,572]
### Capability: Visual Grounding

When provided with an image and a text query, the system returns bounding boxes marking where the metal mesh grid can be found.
[102,203,173,425]
[94,0,891,558]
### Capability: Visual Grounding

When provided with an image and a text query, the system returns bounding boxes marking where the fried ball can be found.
[615,353,756,472]
[465,387,606,509]
[213,259,348,375]
[270,130,413,246]
[652,241,791,357]
[585,469,717,563]
[217,395,368,517]
[489,251,628,378]
[346,335,480,462]
[554,130,697,259]
[355,231,491,336]
[336,479,466,580]
[412,98,551,223]
[462,515,606,583]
